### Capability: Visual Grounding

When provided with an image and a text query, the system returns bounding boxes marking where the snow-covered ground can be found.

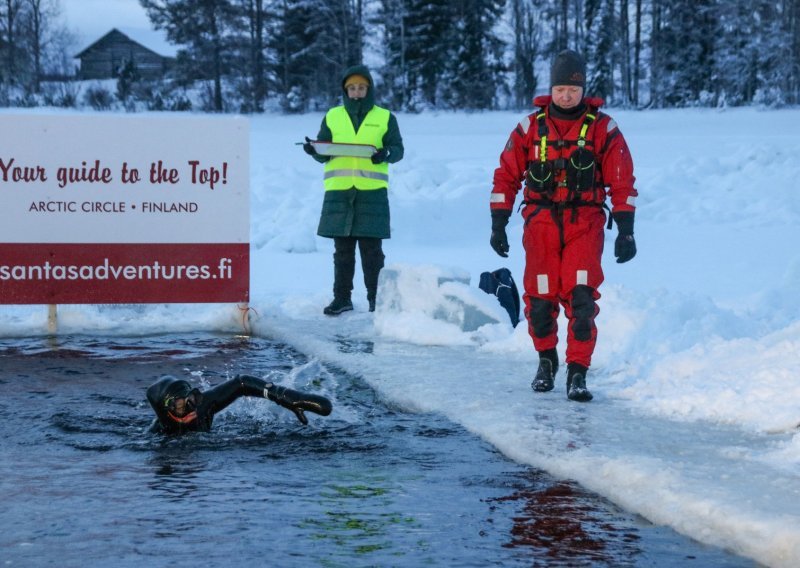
[2,106,799,567]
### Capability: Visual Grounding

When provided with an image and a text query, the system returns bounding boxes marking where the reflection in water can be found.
[148,453,206,501]
[491,474,643,566]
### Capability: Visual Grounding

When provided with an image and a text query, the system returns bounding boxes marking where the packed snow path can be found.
[257,310,800,568]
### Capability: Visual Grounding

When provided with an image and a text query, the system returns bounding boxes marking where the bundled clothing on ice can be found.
[490,49,638,401]
[147,374,332,435]
[304,64,404,315]
[479,268,521,328]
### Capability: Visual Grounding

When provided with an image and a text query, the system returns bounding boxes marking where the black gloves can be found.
[612,211,637,263]
[266,383,333,425]
[490,210,511,258]
[371,148,390,164]
[302,136,317,156]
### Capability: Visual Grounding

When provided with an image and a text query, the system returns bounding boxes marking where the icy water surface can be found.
[0,333,754,567]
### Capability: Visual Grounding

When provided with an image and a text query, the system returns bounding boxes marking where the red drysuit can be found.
[491,95,637,367]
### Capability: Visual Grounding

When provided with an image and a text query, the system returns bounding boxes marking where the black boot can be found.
[327,238,356,315]
[360,238,384,314]
[531,348,558,392]
[324,297,353,316]
[566,363,593,402]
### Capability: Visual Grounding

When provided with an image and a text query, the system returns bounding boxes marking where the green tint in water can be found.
[301,478,420,558]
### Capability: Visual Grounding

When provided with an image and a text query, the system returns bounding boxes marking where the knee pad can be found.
[571,285,596,341]
[529,297,556,338]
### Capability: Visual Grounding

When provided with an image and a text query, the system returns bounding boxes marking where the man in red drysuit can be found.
[489,49,638,402]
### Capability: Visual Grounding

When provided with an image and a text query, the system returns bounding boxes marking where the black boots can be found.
[327,237,382,315]
[323,297,353,315]
[531,348,558,392]
[362,238,383,313]
[532,353,594,402]
[566,363,593,402]
[324,295,374,315]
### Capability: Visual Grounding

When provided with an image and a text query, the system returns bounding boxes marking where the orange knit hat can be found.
[344,74,369,88]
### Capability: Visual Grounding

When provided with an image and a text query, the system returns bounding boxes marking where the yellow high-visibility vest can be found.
[323,105,390,191]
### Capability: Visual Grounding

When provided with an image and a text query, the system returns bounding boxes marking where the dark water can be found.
[0,333,754,567]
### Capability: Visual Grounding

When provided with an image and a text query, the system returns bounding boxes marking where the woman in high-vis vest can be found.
[303,65,404,315]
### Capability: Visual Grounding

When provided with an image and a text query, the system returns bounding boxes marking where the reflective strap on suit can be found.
[324,169,389,182]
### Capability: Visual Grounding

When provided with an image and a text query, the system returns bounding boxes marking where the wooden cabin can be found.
[75,28,176,80]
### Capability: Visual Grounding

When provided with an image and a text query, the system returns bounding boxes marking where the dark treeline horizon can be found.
[2,0,799,113]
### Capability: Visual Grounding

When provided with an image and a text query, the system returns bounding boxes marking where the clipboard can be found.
[308,140,377,158]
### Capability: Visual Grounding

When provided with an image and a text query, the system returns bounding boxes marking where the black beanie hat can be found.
[550,50,586,88]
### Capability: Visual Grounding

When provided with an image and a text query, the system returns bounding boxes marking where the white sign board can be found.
[0,114,249,304]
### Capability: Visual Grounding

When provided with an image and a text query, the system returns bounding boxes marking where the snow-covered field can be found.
[2,106,799,567]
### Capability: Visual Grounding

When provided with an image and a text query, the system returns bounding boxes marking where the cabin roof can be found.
[75,27,178,59]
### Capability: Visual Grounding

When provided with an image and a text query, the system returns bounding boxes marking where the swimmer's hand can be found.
[265,384,333,425]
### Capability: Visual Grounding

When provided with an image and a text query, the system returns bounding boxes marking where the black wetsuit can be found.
[147,374,332,434]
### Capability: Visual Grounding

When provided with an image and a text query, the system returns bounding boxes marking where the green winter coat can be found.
[315,65,404,239]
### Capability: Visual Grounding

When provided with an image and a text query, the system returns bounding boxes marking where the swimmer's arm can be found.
[202,374,269,414]
[205,374,333,425]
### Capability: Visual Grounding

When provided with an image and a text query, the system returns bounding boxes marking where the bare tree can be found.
[315,0,364,69]
[787,0,800,104]
[633,0,642,106]
[619,0,631,104]
[239,0,267,111]
[24,0,61,92]
[0,0,25,84]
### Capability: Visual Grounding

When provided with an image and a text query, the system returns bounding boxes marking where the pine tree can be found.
[374,0,457,110]
[308,0,363,72]
[231,0,269,112]
[446,0,506,109]
[141,0,238,112]
[653,0,716,106]
[791,0,800,104]
[510,0,540,109]
[270,0,317,111]
[585,0,615,102]
[752,0,794,106]
[269,0,363,111]
[375,0,407,108]
[405,0,456,109]
[713,0,756,105]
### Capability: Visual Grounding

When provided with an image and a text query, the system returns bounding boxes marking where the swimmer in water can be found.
[147,374,332,434]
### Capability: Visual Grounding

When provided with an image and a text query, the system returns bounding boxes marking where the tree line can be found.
[0,0,73,96]
[2,0,799,112]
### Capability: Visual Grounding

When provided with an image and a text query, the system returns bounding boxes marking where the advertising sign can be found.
[0,114,249,304]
